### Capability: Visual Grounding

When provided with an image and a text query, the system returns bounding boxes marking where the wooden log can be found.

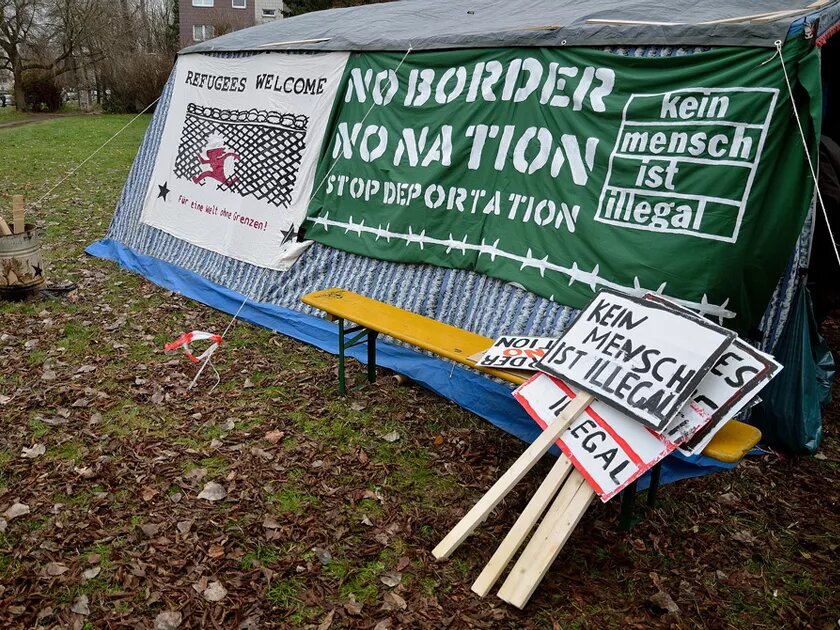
[497,471,595,608]
[432,392,594,560]
[0,216,11,236]
[471,454,573,596]
[12,195,24,234]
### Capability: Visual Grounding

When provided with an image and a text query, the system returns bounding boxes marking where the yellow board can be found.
[301,288,761,463]
[700,418,762,463]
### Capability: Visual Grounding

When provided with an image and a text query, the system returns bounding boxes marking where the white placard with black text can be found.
[514,373,676,502]
[535,289,736,431]
[639,295,782,454]
[476,336,558,371]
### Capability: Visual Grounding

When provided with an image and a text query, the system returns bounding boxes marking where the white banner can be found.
[141,52,349,271]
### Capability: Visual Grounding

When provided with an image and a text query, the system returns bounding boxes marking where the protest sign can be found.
[476,336,558,371]
[641,293,781,451]
[514,373,676,501]
[535,289,735,431]
[675,339,779,454]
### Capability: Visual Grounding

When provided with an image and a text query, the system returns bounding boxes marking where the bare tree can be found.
[94,0,175,112]
[208,11,250,39]
[0,0,43,108]
[1,0,176,111]
[0,0,112,109]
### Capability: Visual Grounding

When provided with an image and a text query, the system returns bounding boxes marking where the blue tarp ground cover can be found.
[87,237,735,491]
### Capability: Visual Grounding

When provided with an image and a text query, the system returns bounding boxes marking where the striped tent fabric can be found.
[102,46,812,359]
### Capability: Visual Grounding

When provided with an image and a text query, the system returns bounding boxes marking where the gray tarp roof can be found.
[182,0,840,54]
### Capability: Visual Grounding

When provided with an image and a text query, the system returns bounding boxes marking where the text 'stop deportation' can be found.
[304,41,819,332]
[535,289,735,431]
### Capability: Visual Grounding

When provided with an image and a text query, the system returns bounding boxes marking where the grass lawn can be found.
[0,114,839,629]
[0,106,36,125]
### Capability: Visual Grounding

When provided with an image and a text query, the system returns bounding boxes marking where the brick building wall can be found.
[179,0,257,49]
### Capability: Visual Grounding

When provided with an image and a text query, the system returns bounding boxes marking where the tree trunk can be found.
[139,0,149,51]
[13,59,27,112]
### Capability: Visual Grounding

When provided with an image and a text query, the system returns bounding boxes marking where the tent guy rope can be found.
[27,96,162,213]
[184,46,416,390]
[774,39,840,269]
[307,46,414,204]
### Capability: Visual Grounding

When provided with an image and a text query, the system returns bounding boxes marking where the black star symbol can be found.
[280,224,296,246]
[32,264,42,277]
[157,181,171,201]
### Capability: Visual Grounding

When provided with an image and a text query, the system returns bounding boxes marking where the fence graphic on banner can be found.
[174,103,309,208]
[309,212,736,321]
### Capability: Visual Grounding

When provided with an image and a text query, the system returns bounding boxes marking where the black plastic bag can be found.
[751,285,835,454]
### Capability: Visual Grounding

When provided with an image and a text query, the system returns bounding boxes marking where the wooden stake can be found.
[471,454,573,596]
[0,216,11,236]
[12,195,24,234]
[432,392,594,560]
[497,471,596,609]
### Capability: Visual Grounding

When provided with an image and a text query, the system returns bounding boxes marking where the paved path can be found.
[0,112,89,130]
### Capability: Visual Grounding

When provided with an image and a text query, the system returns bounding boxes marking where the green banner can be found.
[304,38,820,331]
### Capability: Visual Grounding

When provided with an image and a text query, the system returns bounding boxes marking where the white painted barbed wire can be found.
[310,212,736,322]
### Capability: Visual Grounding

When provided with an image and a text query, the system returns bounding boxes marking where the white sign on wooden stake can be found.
[535,289,736,431]
[515,373,677,501]
[141,52,349,271]
[515,341,781,499]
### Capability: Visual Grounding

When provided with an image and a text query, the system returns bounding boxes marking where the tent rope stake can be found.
[774,39,840,269]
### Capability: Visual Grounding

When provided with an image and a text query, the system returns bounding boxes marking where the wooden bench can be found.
[302,287,761,512]
[302,287,533,391]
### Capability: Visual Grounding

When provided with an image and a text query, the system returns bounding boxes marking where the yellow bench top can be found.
[302,287,529,385]
[302,288,760,464]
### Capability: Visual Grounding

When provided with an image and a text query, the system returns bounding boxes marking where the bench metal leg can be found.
[646,461,663,509]
[338,318,347,395]
[367,330,378,384]
[336,320,378,395]
[618,479,637,532]
[618,463,663,531]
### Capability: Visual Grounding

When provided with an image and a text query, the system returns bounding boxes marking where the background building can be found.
[179,0,284,49]
[254,0,284,23]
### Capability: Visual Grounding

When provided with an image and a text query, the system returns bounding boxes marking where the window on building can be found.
[262,8,276,17]
[232,0,246,7]
[193,24,215,41]
[192,0,213,6]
